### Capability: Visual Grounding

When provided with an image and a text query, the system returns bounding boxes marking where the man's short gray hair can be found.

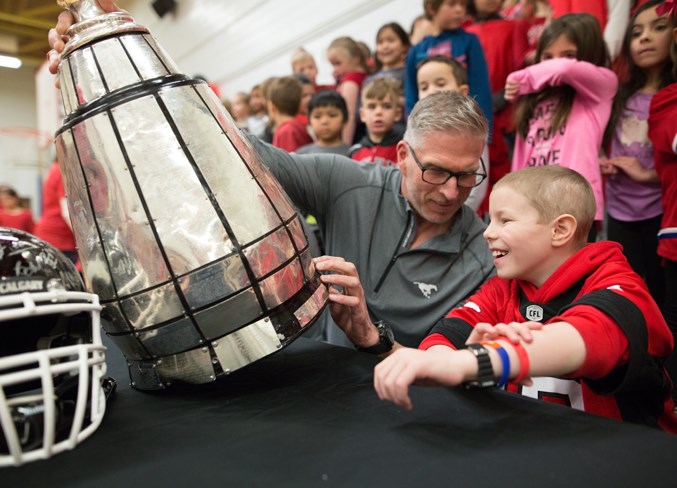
[404,91,489,148]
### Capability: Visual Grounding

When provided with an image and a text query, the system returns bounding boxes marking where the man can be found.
[48,6,494,353]
[247,92,494,351]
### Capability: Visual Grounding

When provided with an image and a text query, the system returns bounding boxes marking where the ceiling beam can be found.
[0,11,55,30]
[18,5,64,18]
[0,22,47,39]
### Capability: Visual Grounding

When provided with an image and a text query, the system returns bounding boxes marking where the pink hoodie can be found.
[508,58,618,221]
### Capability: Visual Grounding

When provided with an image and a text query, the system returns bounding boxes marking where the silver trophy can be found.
[54,0,328,390]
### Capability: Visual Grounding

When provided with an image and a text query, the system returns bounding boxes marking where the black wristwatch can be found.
[355,321,395,355]
[463,343,496,389]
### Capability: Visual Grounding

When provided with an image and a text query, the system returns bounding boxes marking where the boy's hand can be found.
[313,256,379,349]
[467,321,543,345]
[374,347,466,411]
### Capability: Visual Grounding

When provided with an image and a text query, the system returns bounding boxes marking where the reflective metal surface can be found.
[55,1,327,390]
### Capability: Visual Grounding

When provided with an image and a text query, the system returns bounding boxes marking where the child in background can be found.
[648,0,677,402]
[0,187,34,233]
[465,0,530,215]
[247,83,269,140]
[327,36,369,145]
[267,76,312,152]
[297,91,350,156]
[291,47,335,92]
[373,166,677,434]
[405,0,493,136]
[294,74,316,127]
[230,91,251,131]
[349,78,403,165]
[410,13,436,45]
[506,13,618,240]
[365,23,410,89]
[600,0,674,307]
[416,56,469,98]
[415,56,489,212]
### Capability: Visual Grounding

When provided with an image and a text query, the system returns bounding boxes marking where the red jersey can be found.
[421,242,677,433]
[0,209,34,233]
[348,130,401,166]
[273,119,312,153]
[648,83,677,261]
[34,163,76,252]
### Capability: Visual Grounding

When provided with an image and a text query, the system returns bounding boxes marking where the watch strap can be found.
[463,343,496,389]
[355,321,394,355]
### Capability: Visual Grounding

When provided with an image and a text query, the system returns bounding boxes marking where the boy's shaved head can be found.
[494,166,595,245]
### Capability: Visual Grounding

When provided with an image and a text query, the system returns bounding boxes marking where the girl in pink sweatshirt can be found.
[505,13,618,238]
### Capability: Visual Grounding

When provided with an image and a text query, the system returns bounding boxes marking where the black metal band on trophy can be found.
[54,0,329,390]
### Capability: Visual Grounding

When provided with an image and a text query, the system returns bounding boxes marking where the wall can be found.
[1,0,425,215]
[118,0,422,99]
[0,65,43,216]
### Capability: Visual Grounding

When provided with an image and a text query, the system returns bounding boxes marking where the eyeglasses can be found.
[406,142,487,188]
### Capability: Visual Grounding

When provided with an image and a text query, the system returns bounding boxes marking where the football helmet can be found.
[0,227,114,467]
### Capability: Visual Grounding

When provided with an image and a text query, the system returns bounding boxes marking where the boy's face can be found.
[293,58,318,85]
[249,88,266,113]
[359,95,402,139]
[309,105,345,144]
[483,186,556,288]
[433,0,467,31]
[299,84,316,115]
[417,61,468,99]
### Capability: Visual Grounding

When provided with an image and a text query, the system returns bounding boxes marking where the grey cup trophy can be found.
[54,0,328,390]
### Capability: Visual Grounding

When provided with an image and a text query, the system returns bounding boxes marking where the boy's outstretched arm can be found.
[374,321,587,410]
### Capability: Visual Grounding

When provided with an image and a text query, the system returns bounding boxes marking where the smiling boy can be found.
[374,165,677,432]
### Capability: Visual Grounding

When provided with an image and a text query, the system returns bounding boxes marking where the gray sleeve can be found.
[247,135,338,219]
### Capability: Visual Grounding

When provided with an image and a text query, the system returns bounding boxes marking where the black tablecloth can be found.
[4,336,677,486]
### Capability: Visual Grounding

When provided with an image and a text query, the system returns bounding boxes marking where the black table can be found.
[4,337,677,486]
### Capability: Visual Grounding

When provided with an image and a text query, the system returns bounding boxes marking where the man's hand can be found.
[313,256,378,348]
[48,1,120,75]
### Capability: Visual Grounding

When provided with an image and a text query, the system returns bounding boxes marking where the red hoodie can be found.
[422,241,677,433]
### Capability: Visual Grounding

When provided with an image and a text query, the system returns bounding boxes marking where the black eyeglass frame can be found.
[406,142,487,188]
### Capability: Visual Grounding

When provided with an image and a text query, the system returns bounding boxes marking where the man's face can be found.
[397,131,484,225]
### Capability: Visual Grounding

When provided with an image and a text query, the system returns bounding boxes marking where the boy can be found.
[291,47,335,92]
[294,74,316,127]
[416,55,488,212]
[416,55,469,100]
[374,166,677,433]
[297,90,350,156]
[349,78,403,165]
[267,76,312,152]
[247,83,269,140]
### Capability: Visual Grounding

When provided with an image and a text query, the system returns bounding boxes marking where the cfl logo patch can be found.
[525,304,544,322]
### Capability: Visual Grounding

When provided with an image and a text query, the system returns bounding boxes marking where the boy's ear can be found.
[551,214,578,248]
[459,84,469,96]
[395,105,403,121]
[359,105,366,122]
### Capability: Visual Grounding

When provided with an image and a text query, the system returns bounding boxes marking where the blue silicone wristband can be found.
[493,346,510,388]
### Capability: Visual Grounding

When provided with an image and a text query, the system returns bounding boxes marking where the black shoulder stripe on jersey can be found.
[429,317,473,349]
[561,289,665,395]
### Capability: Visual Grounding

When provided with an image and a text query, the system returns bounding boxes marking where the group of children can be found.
[218,0,677,433]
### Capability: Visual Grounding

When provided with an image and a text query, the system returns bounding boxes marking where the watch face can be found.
[376,321,394,345]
